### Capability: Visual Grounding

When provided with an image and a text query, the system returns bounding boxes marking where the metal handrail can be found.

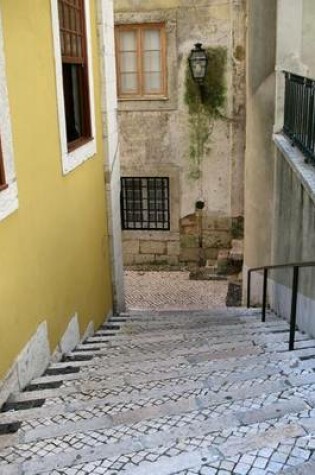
[247,261,315,351]
[283,71,315,164]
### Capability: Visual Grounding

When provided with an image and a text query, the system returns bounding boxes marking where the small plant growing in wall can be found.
[184,46,227,180]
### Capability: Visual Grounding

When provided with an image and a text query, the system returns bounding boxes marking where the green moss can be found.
[185,46,227,116]
[231,216,244,239]
[184,47,227,180]
[234,45,245,61]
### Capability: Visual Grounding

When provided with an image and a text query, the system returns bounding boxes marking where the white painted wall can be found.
[0,7,18,222]
[97,0,125,312]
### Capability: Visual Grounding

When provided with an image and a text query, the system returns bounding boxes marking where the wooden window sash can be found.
[116,24,141,97]
[59,0,85,64]
[0,136,7,190]
[58,0,92,150]
[116,23,167,99]
[141,26,166,96]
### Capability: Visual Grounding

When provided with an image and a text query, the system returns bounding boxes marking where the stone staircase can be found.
[1,308,315,474]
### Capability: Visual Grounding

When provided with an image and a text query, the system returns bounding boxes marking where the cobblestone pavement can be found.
[125,271,229,310]
[1,308,315,474]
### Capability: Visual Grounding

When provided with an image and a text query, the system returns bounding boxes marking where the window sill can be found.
[0,183,8,192]
[67,136,93,153]
[62,136,97,176]
[273,133,315,204]
[118,96,169,102]
[0,181,19,222]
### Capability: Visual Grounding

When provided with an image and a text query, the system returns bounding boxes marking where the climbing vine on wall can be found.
[184,46,227,180]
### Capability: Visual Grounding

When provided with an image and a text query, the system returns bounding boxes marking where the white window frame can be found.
[0,8,18,222]
[51,0,97,175]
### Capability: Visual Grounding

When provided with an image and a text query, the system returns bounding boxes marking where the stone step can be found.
[71,332,309,365]
[101,315,274,332]
[89,323,296,347]
[120,308,263,319]
[279,459,315,474]
[82,327,291,359]
[97,315,282,335]
[170,432,315,475]
[43,339,315,382]
[2,307,315,475]
[2,367,315,441]
[91,319,290,345]
[8,357,312,408]
[28,345,313,391]
[0,402,312,475]
[46,345,265,374]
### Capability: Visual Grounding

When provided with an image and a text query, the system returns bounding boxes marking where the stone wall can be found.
[244,0,315,307]
[114,0,246,267]
[266,138,315,337]
[244,0,315,336]
[243,0,277,281]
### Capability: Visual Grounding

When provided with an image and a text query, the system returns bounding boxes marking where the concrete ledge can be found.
[59,314,80,355]
[273,133,315,205]
[16,322,50,389]
[269,280,315,339]
[0,322,50,408]
[0,366,19,410]
[0,313,109,409]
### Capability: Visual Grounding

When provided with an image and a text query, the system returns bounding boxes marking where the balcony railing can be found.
[284,71,315,164]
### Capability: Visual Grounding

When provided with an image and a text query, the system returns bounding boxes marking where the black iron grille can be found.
[121,177,170,230]
[284,71,315,164]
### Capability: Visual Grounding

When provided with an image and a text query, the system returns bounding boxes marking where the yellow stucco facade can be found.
[0,0,113,379]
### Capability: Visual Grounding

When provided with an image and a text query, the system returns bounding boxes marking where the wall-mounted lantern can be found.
[188,43,208,85]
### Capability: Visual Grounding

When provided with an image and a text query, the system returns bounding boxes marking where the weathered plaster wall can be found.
[270,0,315,336]
[302,0,315,78]
[0,0,113,381]
[97,0,125,312]
[268,145,315,337]
[245,0,315,338]
[115,0,246,266]
[243,0,277,297]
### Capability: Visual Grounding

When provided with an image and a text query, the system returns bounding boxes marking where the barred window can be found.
[121,177,170,230]
[58,0,91,149]
[115,24,167,99]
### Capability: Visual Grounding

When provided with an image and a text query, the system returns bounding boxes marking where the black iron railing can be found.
[247,262,315,351]
[283,72,315,164]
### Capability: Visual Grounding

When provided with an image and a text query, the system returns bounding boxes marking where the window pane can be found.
[143,30,160,51]
[70,7,76,31]
[144,72,162,93]
[64,4,70,29]
[144,51,161,72]
[120,31,137,52]
[65,32,71,57]
[62,64,83,143]
[120,52,137,72]
[59,0,84,62]
[0,138,5,186]
[121,73,138,93]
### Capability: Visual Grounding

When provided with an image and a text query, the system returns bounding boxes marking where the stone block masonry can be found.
[122,232,181,266]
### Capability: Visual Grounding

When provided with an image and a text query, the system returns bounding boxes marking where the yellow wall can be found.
[0,0,113,378]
